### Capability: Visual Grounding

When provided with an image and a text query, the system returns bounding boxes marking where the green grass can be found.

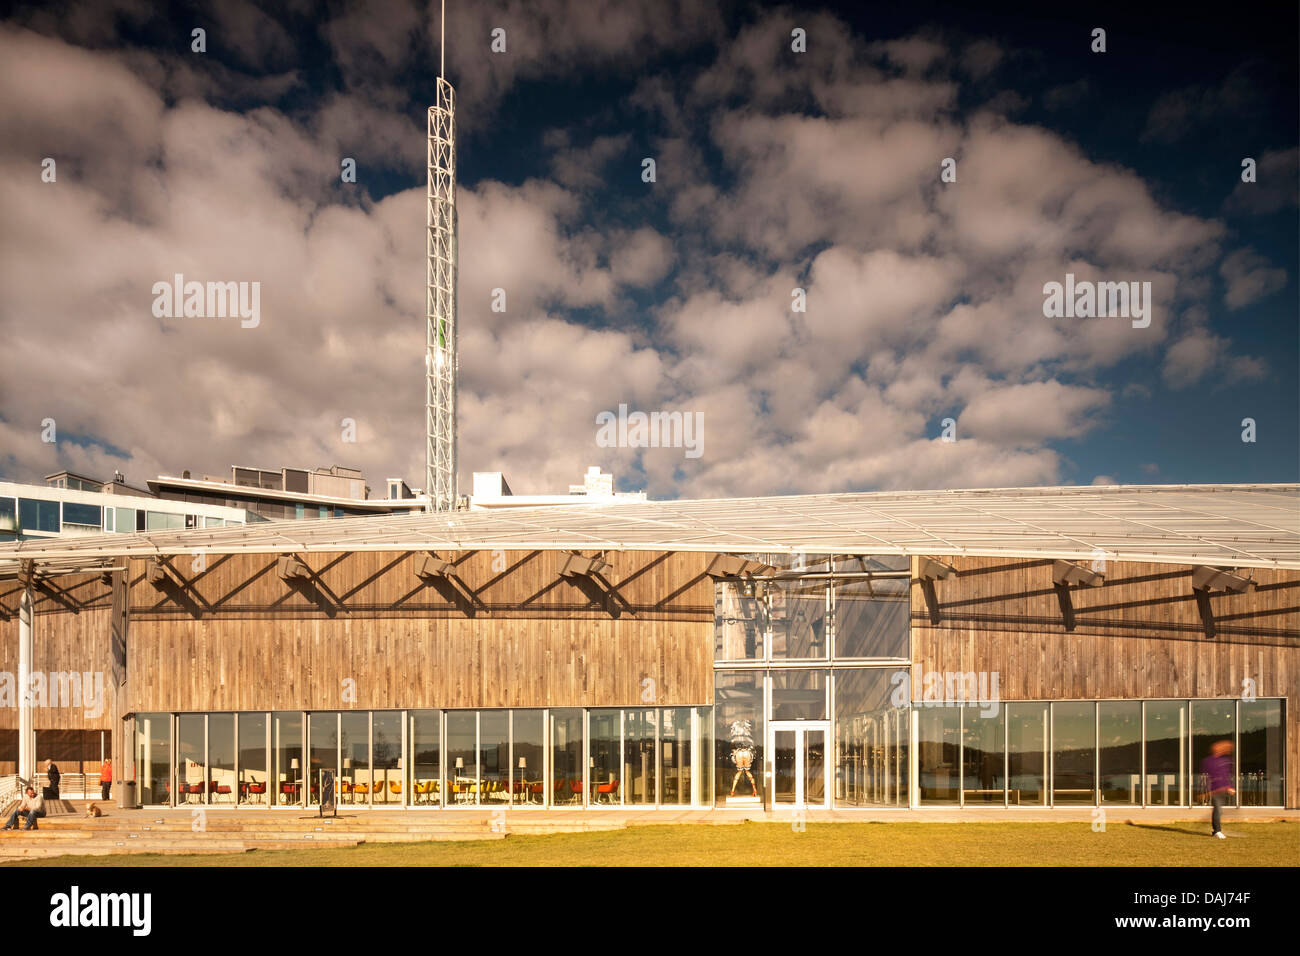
[9,821,1298,866]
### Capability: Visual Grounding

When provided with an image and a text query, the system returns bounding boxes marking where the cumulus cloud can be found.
[1220,248,1288,309]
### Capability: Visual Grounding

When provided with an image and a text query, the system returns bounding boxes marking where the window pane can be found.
[715,672,763,805]
[1098,702,1142,804]
[115,508,135,533]
[624,709,656,805]
[659,707,693,806]
[962,705,1005,804]
[410,711,441,806]
[917,705,960,804]
[769,581,828,659]
[714,580,764,660]
[135,713,171,805]
[176,714,205,805]
[550,708,584,807]
[1007,702,1048,806]
[374,711,402,805]
[1052,702,1095,804]
[447,711,477,805]
[511,710,544,806]
[19,498,59,533]
[308,712,338,806]
[834,668,908,807]
[590,709,620,806]
[272,712,303,805]
[1143,700,1187,806]
[63,502,101,527]
[833,578,909,658]
[341,712,370,804]
[480,711,508,805]
[208,714,234,804]
[1192,700,1235,807]
[770,670,826,720]
[238,713,267,805]
[1239,700,1284,806]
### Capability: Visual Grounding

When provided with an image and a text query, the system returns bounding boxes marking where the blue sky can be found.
[0,0,1295,497]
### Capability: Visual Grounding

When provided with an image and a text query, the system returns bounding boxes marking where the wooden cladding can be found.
[121,549,716,712]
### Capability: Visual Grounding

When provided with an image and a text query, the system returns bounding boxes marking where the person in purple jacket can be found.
[1201,740,1235,838]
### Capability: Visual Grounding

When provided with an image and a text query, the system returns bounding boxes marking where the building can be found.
[468,466,647,510]
[148,465,427,521]
[0,473,252,543]
[0,483,1295,811]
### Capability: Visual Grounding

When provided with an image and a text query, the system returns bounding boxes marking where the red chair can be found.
[596,778,619,803]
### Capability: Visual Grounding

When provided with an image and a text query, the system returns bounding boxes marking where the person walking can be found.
[100,757,113,801]
[44,759,61,800]
[1201,739,1235,838]
[2,787,45,830]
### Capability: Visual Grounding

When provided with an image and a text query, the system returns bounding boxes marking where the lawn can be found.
[10,821,1298,866]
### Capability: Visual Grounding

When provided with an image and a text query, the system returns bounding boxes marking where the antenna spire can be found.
[440,0,445,78]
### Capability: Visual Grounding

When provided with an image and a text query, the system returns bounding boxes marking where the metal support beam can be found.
[426,76,459,511]
[1191,565,1254,639]
[17,570,34,786]
[917,558,954,624]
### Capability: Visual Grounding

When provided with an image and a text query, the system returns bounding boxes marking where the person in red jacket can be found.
[100,757,113,801]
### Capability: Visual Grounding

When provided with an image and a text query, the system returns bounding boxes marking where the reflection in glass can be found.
[770,671,826,720]
[769,582,828,659]
[833,578,909,658]
[1052,702,1095,804]
[1098,702,1142,804]
[805,730,825,804]
[1239,700,1284,806]
[272,712,303,806]
[1144,700,1186,805]
[917,706,960,804]
[696,707,714,805]
[176,714,205,805]
[1006,703,1048,806]
[308,712,338,806]
[208,714,235,804]
[1192,700,1235,807]
[624,709,656,805]
[834,668,908,807]
[479,711,508,805]
[340,712,369,805]
[446,711,477,805]
[512,710,545,805]
[237,712,267,805]
[660,708,692,806]
[714,671,763,805]
[714,580,765,660]
[410,710,441,806]
[135,713,171,805]
[590,710,621,805]
[373,711,402,805]
[962,705,1004,804]
[550,709,584,806]
[773,730,797,805]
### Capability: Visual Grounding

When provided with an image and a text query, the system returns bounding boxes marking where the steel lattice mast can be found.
[426,75,458,512]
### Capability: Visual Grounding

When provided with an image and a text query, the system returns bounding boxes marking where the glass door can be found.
[770,721,829,809]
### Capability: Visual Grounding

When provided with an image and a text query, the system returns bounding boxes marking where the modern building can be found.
[0,474,252,543]
[0,484,1294,812]
[148,465,427,521]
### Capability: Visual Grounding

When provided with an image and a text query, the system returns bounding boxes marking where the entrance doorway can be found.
[770,721,829,809]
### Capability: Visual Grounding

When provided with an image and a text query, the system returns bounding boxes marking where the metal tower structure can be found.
[426,74,458,512]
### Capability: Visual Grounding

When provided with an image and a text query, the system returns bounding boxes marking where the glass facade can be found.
[1006,702,1048,805]
[1052,702,1096,805]
[835,668,908,807]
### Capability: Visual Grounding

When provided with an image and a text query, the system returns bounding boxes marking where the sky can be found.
[0,0,1296,499]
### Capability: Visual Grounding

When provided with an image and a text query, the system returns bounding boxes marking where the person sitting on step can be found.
[2,787,46,831]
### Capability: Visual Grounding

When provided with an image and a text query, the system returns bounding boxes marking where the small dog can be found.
[85,803,102,818]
